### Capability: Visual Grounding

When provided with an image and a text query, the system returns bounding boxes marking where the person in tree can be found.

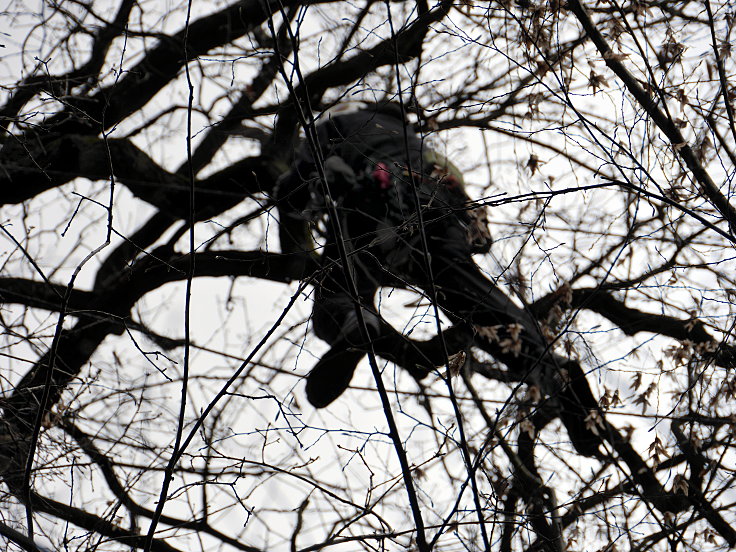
[277,102,603,457]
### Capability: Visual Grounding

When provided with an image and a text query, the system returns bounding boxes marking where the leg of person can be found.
[423,254,604,457]
[306,250,381,408]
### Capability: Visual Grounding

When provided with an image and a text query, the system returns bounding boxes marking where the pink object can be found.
[372,162,392,189]
[444,174,461,190]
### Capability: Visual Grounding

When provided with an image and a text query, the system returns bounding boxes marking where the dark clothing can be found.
[278,105,601,456]
[279,107,484,340]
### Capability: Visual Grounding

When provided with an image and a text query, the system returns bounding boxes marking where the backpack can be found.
[276,103,491,259]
